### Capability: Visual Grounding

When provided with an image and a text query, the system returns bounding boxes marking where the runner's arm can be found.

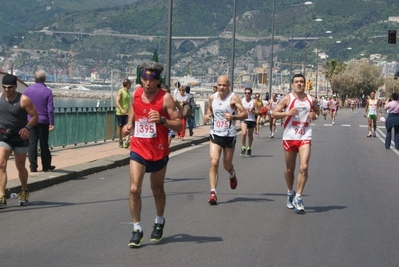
[204,95,214,122]
[229,94,248,121]
[271,95,295,119]
[161,93,182,132]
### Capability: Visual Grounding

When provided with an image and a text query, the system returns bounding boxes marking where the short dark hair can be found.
[392,93,398,101]
[185,86,191,93]
[122,79,131,87]
[291,73,306,84]
[244,87,252,94]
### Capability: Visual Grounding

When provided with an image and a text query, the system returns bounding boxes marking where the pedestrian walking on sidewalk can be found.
[185,85,196,137]
[272,74,319,214]
[204,75,247,205]
[24,70,55,172]
[0,74,38,207]
[123,61,182,247]
[115,78,132,148]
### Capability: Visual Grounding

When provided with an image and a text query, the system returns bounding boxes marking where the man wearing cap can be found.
[122,61,182,248]
[0,74,38,207]
[23,70,55,172]
[115,78,132,148]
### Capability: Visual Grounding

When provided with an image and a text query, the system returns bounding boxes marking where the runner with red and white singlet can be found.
[271,74,319,214]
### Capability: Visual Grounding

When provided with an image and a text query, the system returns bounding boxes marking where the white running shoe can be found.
[292,195,305,213]
[286,192,295,209]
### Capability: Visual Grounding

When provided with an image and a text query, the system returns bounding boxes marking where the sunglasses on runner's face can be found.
[2,85,14,89]
[245,92,251,95]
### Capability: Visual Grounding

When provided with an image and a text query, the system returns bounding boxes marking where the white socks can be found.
[155,216,164,224]
[133,222,142,231]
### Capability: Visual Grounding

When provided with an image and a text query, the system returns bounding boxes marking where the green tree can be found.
[330,62,384,98]
[323,59,346,96]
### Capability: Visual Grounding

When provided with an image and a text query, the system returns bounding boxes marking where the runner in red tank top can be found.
[123,61,182,248]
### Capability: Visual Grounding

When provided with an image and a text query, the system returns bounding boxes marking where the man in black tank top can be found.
[0,74,38,208]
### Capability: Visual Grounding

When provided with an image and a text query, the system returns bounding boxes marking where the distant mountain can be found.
[1,0,399,78]
[0,0,138,37]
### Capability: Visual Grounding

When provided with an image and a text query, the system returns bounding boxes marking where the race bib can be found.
[369,106,377,114]
[213,118,229,132]
[291,121,309,135]
[134,118,157,138]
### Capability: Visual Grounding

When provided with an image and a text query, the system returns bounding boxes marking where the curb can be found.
[5,135,211,196]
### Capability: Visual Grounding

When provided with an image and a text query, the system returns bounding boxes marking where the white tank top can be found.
[282,93,313,140]
[367,99,378,115]
[321,99,329,109]
[210,92,237,137]
[269,100,278,111]
[241,97,255,122]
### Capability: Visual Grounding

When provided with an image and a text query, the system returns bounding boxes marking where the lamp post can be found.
[304,18,323,77]
[315,30,331,98]
[268,0,276,97]
[165,0,173,88]
[289,1,313,91]
[230,0,237,92]
[315,48,319,98]
[336,42,352,96]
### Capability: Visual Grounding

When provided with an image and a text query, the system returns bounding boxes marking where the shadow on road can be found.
[219,196,273,204]
[159,233,223,244]
[305,205,347,213]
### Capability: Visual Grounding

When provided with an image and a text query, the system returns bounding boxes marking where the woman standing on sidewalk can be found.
[384,93,399,149]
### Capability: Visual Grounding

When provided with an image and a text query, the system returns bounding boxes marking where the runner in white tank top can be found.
[271,74,319,214]
[204,75,248,205]
[282,93,313,141]
[239,87,258,157]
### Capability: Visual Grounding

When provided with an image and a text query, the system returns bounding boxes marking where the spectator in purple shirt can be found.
[23,70,55,172]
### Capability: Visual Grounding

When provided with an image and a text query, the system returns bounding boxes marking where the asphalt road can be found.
[1,108,398,267]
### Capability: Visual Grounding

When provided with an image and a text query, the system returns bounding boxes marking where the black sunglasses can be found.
[245,92,251,95]
[2,85,14,89]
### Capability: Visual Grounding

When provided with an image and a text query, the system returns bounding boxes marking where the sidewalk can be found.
[5,124,213,194]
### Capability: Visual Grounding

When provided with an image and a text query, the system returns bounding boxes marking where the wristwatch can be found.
[160,116,167,124]
[25,125,32,131]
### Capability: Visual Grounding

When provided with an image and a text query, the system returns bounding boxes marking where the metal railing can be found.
[48,106,202,148]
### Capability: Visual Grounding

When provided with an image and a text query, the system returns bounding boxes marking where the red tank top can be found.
[130,88,169,161]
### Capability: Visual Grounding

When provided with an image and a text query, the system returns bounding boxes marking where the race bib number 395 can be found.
[134,120,157,138]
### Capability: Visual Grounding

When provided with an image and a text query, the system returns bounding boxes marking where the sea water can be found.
[54,97,112,108]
